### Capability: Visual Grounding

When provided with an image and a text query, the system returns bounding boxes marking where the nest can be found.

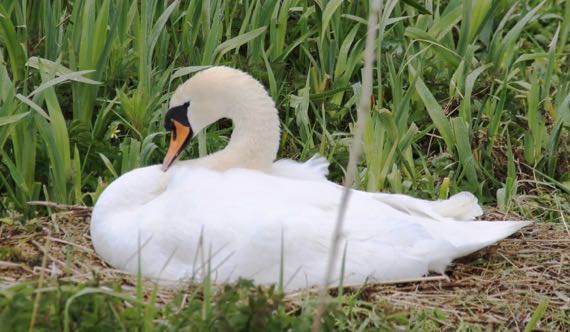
[0,205,568,329]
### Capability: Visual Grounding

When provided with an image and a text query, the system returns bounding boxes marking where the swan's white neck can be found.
[183,94,280,171]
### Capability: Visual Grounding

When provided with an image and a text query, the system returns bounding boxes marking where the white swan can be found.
[91,66,530,290]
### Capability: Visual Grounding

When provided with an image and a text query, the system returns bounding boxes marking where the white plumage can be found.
[91,67,530,290]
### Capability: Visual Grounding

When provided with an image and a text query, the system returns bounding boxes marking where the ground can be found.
[1,205,568,330]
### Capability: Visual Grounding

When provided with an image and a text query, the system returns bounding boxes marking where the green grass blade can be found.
[171,65,211,80]
[460,63,492,122]
[0,4,25,81]
[413,69,454,150]
[456,0,471,56]
[494,0,546,68]
[27,69,101,98]
[405,27,461,68]
[15,94,50,120]
[451,117,478,190]
[320,0,343,45]
[402,0,431,15]
[214,26,267,63]
[149,0,179,56]
[542,25,559,101]
[98,153,118,179]
[523,299,549,332]
[428,3,462,40]
[0,111,30,126]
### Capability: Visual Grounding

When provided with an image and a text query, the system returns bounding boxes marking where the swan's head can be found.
[162,66,270,171]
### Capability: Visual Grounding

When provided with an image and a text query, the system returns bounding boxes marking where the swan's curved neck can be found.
[186,98,280,171]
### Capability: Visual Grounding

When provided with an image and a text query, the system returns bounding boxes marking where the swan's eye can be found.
[165,119,173,131]
[164,101,191,131]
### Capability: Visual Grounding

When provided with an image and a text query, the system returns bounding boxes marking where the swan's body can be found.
[91,67,530,290]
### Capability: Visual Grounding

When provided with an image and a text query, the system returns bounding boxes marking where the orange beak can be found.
[162,119,192,171]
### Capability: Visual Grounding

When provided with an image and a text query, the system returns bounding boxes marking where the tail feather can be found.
[424,220,532,258]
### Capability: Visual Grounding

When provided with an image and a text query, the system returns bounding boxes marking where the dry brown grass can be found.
[363,222,569,330]
[0,206,568,329]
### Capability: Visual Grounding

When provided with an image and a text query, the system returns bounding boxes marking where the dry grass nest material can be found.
[0,205,568,329]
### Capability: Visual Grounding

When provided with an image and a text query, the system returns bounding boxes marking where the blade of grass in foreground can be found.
[312,1,382,330]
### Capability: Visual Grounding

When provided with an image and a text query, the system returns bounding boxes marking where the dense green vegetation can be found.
[0,279,453,331]
[1,0,569,330]
[0,0,567,216]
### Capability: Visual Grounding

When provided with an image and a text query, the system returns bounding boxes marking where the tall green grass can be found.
[0,0,568,221]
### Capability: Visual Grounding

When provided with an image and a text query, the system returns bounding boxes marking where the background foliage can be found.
[0,0,569,219]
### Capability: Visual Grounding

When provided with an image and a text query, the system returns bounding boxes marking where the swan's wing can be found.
[162,168,529,287]
[270,154,329,181]
[271,155,482,221]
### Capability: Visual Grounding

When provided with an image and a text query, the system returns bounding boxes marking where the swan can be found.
[91,66,530,290]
